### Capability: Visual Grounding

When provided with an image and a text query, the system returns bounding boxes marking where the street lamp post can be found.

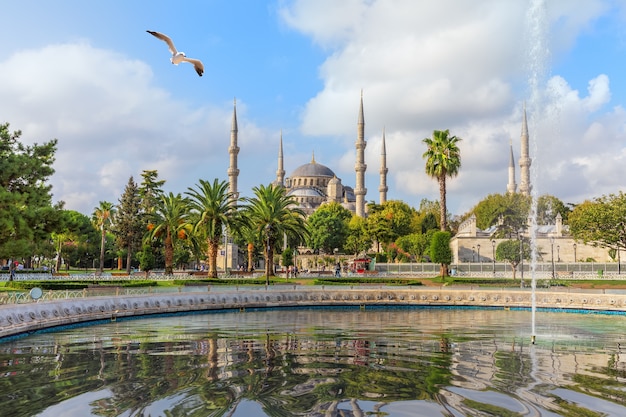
[472,246,475,263]
[557,245,560,262]
[550,237,555,280]
[573,243,577,264]
[477,244,481,272]
[519,234,524,286]
[491,240,496,277]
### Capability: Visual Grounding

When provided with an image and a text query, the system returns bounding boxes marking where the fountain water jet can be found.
[524,0,550,344]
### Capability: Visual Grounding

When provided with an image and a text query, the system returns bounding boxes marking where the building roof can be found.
[286,187,325,198]
[289,155,335,178]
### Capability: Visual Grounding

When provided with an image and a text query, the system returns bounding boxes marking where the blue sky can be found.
[2,0,626,218]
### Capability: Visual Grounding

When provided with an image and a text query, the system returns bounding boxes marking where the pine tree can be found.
[0,123,63,270]
[114,176,143,273]
[136,170,165,274]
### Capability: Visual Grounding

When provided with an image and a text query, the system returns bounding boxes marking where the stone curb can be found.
[1,288,624,339]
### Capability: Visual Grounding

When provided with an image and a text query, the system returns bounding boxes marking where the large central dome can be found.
[289,159,335,178]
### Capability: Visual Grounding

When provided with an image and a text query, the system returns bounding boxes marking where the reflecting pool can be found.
[2,307,626,416]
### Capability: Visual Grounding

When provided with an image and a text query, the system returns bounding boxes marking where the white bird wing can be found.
[147,30,177,55]
[181,57,204,77]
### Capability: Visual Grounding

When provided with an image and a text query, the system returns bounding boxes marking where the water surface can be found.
[2,307,626,416]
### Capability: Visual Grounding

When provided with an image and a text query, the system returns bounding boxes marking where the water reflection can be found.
[2,307,626,416]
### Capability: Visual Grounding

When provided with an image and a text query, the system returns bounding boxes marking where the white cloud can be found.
[280,0,626,215]
[3,0,626,220]
[0,42,265,214]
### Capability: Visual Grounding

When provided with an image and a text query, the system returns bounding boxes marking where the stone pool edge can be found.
[1,287,624,339]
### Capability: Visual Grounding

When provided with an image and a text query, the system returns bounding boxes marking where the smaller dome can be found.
[328,175,341,185]
[287,187,325,198]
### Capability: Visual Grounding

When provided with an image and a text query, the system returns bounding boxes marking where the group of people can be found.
[285,265,298,278]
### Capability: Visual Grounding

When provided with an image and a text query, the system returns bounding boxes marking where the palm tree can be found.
[147,192,190,275]
[185,179,241,278]
[241,184,308,284]
[92,201,115,274]
[422,129,462,232]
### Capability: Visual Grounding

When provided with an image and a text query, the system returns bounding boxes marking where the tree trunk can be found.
[265,245,274,285]
[207,239,219,278]
[126,245,132,274]
[247,242,254,272]
[164,229,173,275]
[439,175,448,278]
[439,175,447,231]
[99,227,106,273]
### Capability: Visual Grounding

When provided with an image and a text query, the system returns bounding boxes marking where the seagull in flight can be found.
[146,30,204,77]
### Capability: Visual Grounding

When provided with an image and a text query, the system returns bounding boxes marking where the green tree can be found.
[186,179,240,278]
[365,203,394,253]
[241,184,308,283]
[379,200,415,238]
[569,192,626,252]
[537,194,571,224]
[0,123,63,268]
[344,215,372,256]
[495,239,530,280]
[470,193,530,237]
[281,247,294,269]
[137,241,156,276]
[230,222,261,272]
[305,202,352,254]
[114,176,143,273]
[396,232,430,262]
[412,199,441,233]
[92,201,115,274]
[52,210,99,271]
[146,192,190,275]
[430,231,452,277]
[422,129,462,232]
[136,170,165,272]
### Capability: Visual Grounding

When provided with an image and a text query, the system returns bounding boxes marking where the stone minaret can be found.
[379,128,388,204]
[519,104,531,196]
[227,99,240,203]
[354,92,367,217]
[506,137,517,194]
[275,130,285,187]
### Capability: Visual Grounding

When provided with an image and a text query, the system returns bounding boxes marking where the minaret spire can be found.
[379,127,388,204]
[507,137,517,194]
[275,130,285,186]
[227,98,240,203]
[355,90,367,217]
[519,103,531,196]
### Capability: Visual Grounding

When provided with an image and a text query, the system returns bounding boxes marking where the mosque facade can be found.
[228,93,386,217]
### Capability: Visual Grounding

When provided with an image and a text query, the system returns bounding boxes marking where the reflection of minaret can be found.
[228,99,240,203]
[519,104,531,196]
[355,91,367,217]
[379,128,388,204]
[275,130,285,187]
[507,137,517,194]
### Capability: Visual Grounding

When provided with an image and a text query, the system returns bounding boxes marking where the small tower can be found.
[506,137,517,194]
[327,175,343,203]
[354,91,367,217]
[379,128,388,204]
[275,130,285,187]
[519,104,532,196]
[227,99,240,204]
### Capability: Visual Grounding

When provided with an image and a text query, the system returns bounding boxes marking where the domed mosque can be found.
[266,92,387,217]
[227,93,388,218]
[277,151,356,215]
